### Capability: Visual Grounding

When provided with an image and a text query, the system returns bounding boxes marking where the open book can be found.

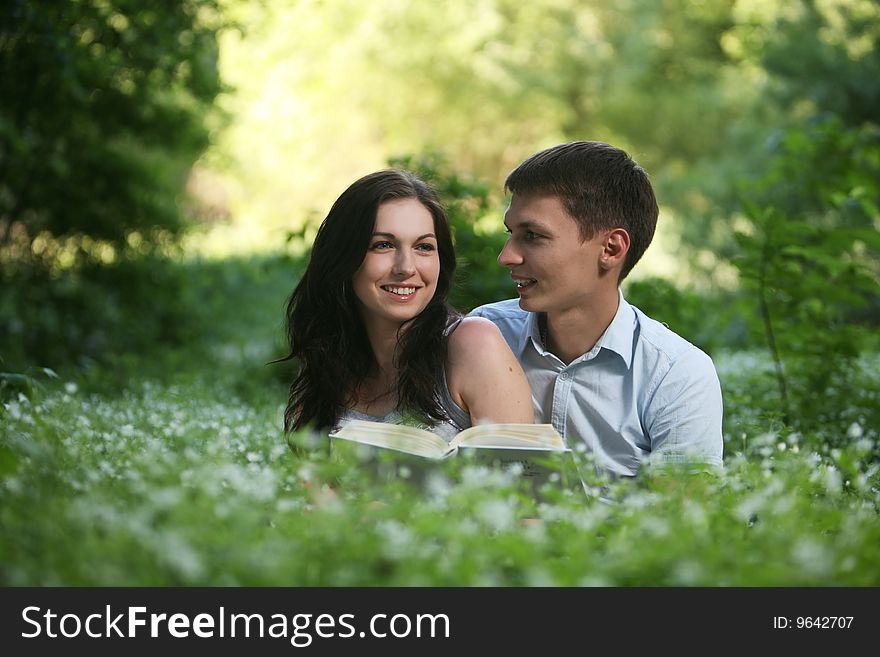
[330,419,569,460]
[330,420,579,497]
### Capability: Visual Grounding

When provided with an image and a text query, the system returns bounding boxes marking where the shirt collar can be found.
[593,289,636,369]
[522,310,544,356]
[521,289,636,368]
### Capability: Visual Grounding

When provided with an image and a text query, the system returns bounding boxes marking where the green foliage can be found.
[0,366,56,403]
[756,0,880,128]
[731,116,880,438]
[207,0,775,267]
[192,0,880,282]
[0,254,205,370]
[717,350,880,464]
[671,0,880,272]
[1,365,878,586]
[0,0,231,372]
[0,251,297,389]
[622,277,750,355]
[0,0,224,252]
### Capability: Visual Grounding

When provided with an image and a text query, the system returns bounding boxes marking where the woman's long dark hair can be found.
[279,169,458,433]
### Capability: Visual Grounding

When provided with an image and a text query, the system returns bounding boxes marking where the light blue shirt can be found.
[470,291,723,476]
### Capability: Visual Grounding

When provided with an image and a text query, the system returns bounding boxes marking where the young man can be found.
[470,141,723,477]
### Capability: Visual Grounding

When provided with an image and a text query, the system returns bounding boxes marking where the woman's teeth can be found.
[382,286,416,294]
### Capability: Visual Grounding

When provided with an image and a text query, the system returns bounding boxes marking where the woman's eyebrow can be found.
[371,232,436,240]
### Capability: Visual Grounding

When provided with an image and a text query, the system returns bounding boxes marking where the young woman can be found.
[280,169,532,440]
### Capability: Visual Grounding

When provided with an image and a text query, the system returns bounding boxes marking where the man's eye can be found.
[525,231,540,240]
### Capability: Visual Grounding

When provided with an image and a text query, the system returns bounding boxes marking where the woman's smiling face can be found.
[352,197,440,333]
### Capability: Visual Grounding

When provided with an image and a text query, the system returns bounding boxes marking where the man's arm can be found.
[644,348,724,472]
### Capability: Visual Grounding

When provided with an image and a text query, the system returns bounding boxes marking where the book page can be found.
[453,424,568,451]
[331,419,452,459]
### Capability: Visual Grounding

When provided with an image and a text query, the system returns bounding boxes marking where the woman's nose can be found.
[392,250,416,277]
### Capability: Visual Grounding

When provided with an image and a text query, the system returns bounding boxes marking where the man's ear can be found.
[600,228,630,271]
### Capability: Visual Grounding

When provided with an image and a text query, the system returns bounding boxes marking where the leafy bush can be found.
[0,254,204,370]
[0,0,224,251]
[0,0,231,374]
[0,251,298,397]
[622,277,751,355]
[731,117,880,438]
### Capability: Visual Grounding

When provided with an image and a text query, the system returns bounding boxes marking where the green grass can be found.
[2,362,878,586]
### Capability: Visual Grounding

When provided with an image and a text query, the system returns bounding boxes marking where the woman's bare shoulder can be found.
[446,317,531,423]
[447,316,505,352]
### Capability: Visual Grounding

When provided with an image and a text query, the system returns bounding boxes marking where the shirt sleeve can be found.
[644,347,724,471]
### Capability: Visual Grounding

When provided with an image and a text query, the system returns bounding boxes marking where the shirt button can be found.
[560,372,569,380]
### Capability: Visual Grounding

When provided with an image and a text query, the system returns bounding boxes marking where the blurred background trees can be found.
[0,0,224,365]
[1,0,223,255]
[1,0,878,443]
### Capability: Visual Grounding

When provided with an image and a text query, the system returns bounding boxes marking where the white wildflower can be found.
[6,401,21,421]
[639,516,670,538]
[475,498,516,532]
[377,520,414,559]
[156,532,205,581]
[735,492,764,523]
[823,466,842,496]
[524,567,556,586]
[276,498,302,513]
[791,539,832,579]
[672,560,704,585]
[855,438,874,454]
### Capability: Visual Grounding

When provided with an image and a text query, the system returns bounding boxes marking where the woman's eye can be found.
[415,243,436,252]
[370,241,393,250]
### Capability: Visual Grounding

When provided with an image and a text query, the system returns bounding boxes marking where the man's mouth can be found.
[513,277,537,290]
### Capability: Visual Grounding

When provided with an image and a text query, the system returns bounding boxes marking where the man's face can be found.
[498,193,607,315]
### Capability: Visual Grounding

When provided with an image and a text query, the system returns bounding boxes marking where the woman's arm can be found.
[446,316,534,425]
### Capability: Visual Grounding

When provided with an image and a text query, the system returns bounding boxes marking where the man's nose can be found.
[498,237,522,267]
